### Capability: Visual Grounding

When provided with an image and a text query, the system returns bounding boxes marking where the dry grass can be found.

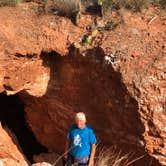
[95,147,128,166]
[95,146,146,166]
[52,144,146,166]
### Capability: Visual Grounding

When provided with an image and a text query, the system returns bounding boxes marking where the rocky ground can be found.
[0,2,165,166]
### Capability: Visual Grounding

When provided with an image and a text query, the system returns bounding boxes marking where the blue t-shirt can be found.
[67,124,97,158]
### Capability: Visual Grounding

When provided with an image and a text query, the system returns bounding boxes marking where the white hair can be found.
[75,112,86,122]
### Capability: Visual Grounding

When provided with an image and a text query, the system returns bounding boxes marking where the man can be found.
[64,112,96,166]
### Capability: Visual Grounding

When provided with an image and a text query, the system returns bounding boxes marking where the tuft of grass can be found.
[51,143,146,166]
[95,146,147,166]
[95,146,128,166]
[0,0,24,7]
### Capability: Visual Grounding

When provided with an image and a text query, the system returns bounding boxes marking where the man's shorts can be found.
[64,154,89,166]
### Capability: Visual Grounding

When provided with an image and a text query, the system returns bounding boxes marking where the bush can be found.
[100,0,165,13]
[0,0,23,7]
[45,0,81,16]
[113,0,151,11]
[154,0,166,8]
[44,0,81,24]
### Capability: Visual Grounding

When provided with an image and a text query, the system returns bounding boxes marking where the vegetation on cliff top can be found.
[0,0,23,7]
[0,0,165,10]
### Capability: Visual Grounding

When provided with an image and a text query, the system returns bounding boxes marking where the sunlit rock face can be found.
[0,123,29,166]
[99,13,166,165]
[0,6,81,96]
[1,58,50,96]
[0,6,81,165]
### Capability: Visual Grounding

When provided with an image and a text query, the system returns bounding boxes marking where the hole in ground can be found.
[0,93,48,164]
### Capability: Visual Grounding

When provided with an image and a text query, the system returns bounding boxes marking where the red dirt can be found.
[0,3,165,166]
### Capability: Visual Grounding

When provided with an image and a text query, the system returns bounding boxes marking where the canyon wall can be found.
[0,4,165,165]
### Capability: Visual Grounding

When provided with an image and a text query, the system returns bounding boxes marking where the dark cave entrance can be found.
[0,93,48,164]
[39,49,160,166]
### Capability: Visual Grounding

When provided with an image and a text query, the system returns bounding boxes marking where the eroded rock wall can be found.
[0,4,165,166]
[20,53,145,153]
[99,9,166,165]
[0,5,81,96]
[0,5,81,165]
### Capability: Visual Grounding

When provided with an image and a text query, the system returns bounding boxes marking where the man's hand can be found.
[88,159,94,166]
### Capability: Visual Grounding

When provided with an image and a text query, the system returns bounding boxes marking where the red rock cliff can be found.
[0,4,165,166]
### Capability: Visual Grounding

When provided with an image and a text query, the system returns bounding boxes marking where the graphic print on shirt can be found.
[73,134,82,147]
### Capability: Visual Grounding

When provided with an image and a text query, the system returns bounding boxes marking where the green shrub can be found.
[158,0,166,8]
[45,0,81,15]
[0,0,23,7]
[100,0,165,13]
[113,0,151,11]
[44,0,81,24]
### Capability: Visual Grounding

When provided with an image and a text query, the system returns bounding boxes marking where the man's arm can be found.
[88,144,96,166]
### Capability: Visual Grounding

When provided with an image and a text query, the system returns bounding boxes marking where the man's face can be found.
[75,118,86,129]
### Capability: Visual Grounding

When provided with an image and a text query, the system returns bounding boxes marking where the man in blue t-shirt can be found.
[64,112,97,166]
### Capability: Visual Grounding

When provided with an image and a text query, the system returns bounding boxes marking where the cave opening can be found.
[0,92,48,164]
[1,49,159,165]
[38,49,160,165]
